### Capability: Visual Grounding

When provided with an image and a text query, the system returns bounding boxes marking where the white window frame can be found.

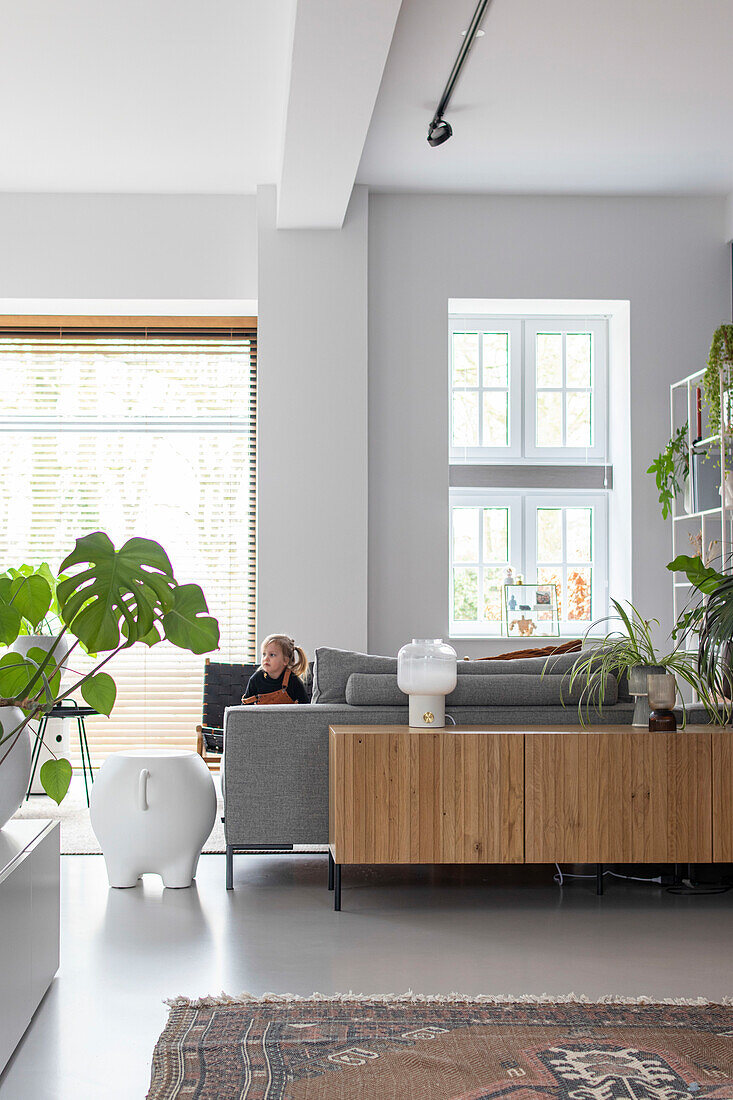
[449,489,608,638]
[449,314,608,464]
[449,317,522,461]
[449,489,522,637]
[524,492,608,636]
[524,317,608,461]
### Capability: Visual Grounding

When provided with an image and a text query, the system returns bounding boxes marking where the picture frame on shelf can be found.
[504,583,560,637]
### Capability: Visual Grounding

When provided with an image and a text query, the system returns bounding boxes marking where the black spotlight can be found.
[427,117,452,147]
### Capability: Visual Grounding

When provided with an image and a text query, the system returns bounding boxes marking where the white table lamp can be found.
[397,638,457,727]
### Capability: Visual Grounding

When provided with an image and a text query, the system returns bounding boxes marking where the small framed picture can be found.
[504,583,559,636]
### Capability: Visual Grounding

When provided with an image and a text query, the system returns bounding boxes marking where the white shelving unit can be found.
[670,366,731,629]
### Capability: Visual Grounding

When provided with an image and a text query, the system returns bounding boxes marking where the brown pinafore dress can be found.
[241,668,293,705]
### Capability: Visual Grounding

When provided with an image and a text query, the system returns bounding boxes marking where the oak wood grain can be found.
[329,726,524,864]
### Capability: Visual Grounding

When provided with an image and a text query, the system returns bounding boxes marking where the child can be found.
[241,634,309,705]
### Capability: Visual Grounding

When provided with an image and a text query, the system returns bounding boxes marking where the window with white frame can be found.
[449,311,610,638]
[450,316,607,462]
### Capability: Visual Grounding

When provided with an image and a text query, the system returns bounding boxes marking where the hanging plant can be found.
[647,423,689,520]
[703,324,733,439]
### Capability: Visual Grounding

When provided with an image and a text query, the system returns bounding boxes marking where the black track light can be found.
[426,0,493,147]
[427,117,453,146]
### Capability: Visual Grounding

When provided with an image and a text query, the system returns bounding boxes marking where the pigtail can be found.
[291,644,309,679]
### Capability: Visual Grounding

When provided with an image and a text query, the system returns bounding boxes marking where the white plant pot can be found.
[0,708,31,830]
[683,476,693,514]
[723,474,733,509]
[12,634,71,678]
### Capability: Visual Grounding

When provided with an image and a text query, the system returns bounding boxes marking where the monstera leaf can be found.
[57,532,176,652]
[0,647,61,711]
[161,584,220,655]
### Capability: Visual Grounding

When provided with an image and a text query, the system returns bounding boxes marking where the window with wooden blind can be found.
[0,320,257,762]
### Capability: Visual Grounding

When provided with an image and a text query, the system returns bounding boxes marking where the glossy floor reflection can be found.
[1,854,733,1098]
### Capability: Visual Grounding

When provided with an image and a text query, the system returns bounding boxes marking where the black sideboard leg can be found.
[334,864,341,911]
[596,864,604,895]
[328,851,334,891]
[226,845,234,890]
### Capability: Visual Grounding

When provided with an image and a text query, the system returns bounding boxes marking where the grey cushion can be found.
[312,647,397,703]
[313,646,604,705]
[345,672,618,708]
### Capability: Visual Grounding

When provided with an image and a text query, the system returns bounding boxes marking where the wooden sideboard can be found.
[328,724,733,909]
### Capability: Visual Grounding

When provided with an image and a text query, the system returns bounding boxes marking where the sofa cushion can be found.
[313,646,602,705]
[312,647,397,704]
[345,672,618,708]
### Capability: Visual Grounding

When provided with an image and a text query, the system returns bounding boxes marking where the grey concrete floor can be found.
[1,853,733,1099]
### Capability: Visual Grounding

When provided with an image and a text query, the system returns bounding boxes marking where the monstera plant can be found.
[0,532,220,806]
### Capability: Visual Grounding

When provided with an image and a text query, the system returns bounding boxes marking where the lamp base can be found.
[649,708,677,732]
[408,695,445,728]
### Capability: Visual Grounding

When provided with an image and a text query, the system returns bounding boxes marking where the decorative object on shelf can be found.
[397,638,457,727]
[703,324,733,440]
[0,532,220,813]
[628,662,666,727]
[647,423,690,520]
[565,599,714,727]
[90,747,216,888]
[502,566,515,585]
[647,673,677,731]
[504,583,559,637]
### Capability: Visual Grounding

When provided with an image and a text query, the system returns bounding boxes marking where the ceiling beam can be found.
[277,0,403,229]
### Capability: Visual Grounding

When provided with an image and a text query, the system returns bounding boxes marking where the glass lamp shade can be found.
[397,639,457,696]
[647,673,676,711]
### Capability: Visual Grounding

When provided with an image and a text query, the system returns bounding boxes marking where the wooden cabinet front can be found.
[329,727,524,864]
[525,730,712,863]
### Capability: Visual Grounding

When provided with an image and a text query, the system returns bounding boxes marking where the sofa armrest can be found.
[222,703,408,846]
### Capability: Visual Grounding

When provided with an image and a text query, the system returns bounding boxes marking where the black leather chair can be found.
[196,658,257,763]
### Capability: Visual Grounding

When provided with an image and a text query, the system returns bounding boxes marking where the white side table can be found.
[90,749,216,888]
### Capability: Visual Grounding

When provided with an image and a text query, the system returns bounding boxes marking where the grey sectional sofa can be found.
[222,645,634,887]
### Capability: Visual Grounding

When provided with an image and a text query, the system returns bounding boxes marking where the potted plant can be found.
[703,324,733,441]
[647,424,690,520]
[564,598,724,727]
[0,531,220,823]
[667,553,733,717]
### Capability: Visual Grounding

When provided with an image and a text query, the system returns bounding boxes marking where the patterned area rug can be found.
[147,993,733,1099]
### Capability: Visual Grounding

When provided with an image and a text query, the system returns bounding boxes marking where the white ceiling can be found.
[0,0,293,194]
[358,0,733,195]
[2,0,733,226]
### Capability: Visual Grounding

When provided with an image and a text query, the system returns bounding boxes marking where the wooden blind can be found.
[0,320,257,761]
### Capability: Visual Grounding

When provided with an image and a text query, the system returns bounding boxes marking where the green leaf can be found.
[0,602,21,645]
[81,672,116,716]
[9,574,52,629]
[0,652,37,702]
[57,532,176,652]
[161,584,220,655]
[40,757,72,805]
[667,554,727,594]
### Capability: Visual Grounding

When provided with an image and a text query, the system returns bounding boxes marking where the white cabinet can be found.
[0,820,59,1072]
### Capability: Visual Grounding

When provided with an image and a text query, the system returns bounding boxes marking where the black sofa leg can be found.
[596,863,604,895]
[328,851,334,891]
[226,845,234,890]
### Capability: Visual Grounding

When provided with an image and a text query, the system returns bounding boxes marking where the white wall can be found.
[256,184,368,655]
[0,193,257,299]
[368,194,730,657]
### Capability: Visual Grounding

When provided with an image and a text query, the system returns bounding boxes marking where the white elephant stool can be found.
[90,748,216,888]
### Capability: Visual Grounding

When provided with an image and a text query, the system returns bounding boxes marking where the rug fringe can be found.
[164,991,733,1009]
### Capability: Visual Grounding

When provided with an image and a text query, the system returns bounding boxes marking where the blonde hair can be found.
[260,634,308,679]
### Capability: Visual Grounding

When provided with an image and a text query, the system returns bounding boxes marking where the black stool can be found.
[26,700,97,806]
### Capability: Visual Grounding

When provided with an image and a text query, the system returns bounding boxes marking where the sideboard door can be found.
[525,731,712,864]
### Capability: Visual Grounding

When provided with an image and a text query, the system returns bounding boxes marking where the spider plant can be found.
[563,598,727,726]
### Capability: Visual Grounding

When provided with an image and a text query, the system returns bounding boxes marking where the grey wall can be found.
[257,185,368,655]
[368,194,730,657]
[0,193,257,299]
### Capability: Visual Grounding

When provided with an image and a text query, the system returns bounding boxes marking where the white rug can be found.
[13,777,326,856]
